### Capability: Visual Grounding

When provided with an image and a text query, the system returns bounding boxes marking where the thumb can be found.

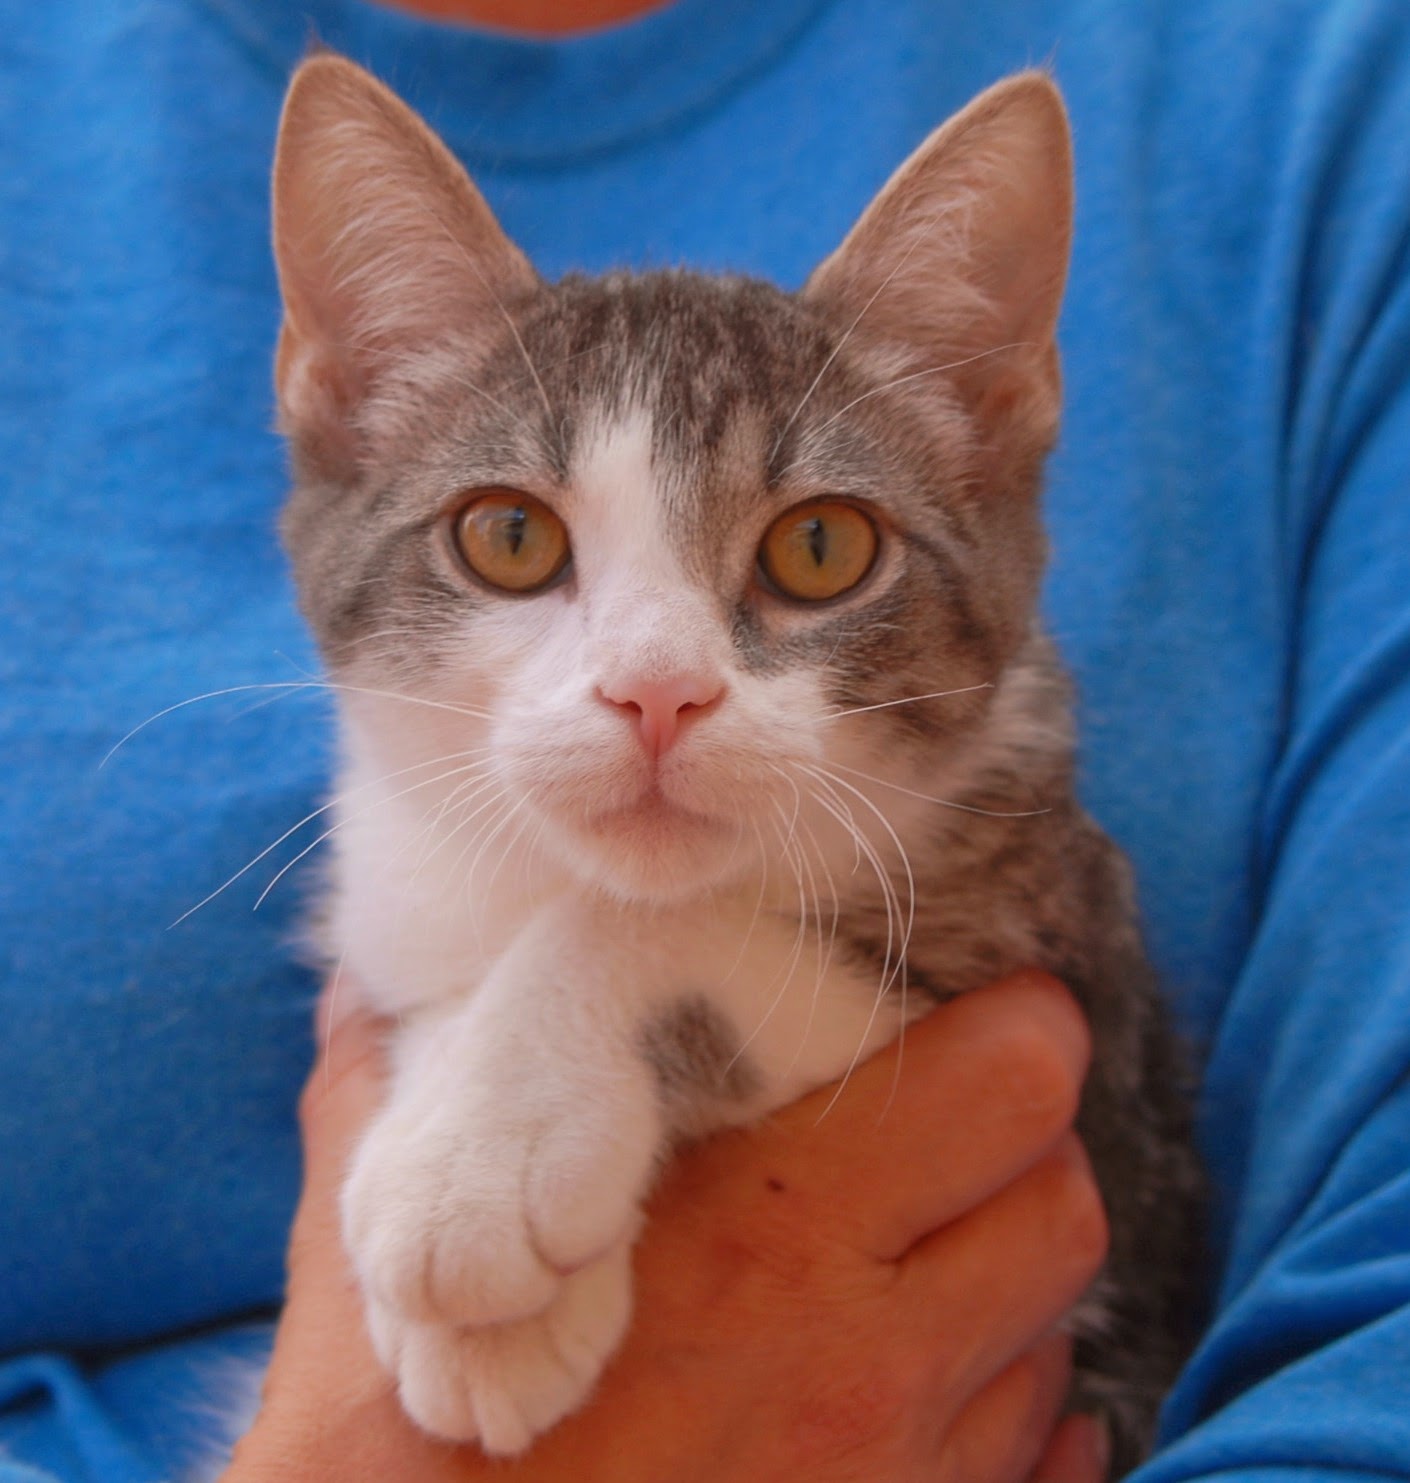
[270,984,394,1396]
[297,979,388,1211]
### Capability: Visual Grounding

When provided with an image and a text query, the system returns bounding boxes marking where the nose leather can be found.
[598,674,724,758]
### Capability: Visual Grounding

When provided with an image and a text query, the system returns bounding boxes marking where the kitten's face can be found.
[286,275,1002,900]
[272,60,1072,904]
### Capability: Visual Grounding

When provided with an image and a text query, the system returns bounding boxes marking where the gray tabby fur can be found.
[272,55,1203,1478]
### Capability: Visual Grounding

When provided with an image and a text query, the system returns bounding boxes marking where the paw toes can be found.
[355,1211,560,1329]
[397,1322,482,1443]
[424,1224,560,1327]
[384,1249,635,1455]
[364,1294,404,1372]
[544,1245,634,1373]
[466,1330,587,1454]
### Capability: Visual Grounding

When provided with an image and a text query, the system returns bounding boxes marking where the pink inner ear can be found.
[271,55,540,470]
[802,73,1072,423]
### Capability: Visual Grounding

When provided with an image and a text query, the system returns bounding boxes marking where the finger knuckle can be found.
[935,1339,1074,1483]
[1011,1335,1076,1430]
[1046,1143,1110,1275]
[783,1357,917,1468]
[995,1013,1085,1135]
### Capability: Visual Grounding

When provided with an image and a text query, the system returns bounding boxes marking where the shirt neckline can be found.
[204,0,831,165]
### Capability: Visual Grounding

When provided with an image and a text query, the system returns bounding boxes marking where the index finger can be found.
[745,971,1090,1260]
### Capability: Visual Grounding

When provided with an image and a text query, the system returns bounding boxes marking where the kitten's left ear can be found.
[804,72,1073,450]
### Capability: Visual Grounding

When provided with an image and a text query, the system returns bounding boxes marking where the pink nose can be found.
[598,673,725,759]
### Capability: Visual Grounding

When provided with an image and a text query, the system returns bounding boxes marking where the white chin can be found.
[558,804,745,903]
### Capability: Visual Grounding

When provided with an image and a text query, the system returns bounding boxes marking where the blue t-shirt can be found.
[4,1,1410,1477]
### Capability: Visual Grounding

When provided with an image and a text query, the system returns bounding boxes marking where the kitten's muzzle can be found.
[595,673,726,761]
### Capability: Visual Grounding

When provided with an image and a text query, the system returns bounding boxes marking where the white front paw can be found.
[341,1086,655,1451]
[368,1243,634,1452]
[342,1092,649,1330]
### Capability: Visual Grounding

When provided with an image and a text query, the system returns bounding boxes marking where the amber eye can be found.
[453,490,571,594]
[758,500,879,602]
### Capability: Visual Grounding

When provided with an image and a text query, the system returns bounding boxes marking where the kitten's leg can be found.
[342,899,666,1450]
[343,894,914,1453]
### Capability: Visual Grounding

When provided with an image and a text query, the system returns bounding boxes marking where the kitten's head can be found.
[271,57,1072,904]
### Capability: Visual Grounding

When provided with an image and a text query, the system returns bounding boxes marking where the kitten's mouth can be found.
[576,779,741,863]
[557,783,747,901]
[587,787,717,834]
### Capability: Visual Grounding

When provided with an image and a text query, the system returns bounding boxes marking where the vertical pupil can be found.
[504,507,526,557]
[806,516,827,568]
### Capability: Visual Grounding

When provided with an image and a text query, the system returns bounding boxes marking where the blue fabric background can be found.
[4,0,1410,1476]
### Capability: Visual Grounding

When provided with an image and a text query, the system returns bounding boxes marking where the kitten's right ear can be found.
[272,55,538,476]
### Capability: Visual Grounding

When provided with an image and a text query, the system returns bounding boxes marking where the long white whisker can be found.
[319,679,493,723]
[799,766,894,967]
[796,763,912,1121]
[241,754,497,917]
[406,748,501,844]
[766,803,812,1013]
[479,800,535,906]
[424,209,556,438]
[460,797,528,905]
[808,766,917,1111]
[339,624,438,651]
[435,789,518,906]
[101,682,319,766]
[806,764,916,978]
[167,747,494,927]
[727,805,810,1072]
[806,343,1033,447]
[829,760,1050,819]
[774,801,813,996]
[793,768,896,991]
[520,812,552,893]
[435,794,524,955]
[401,772,505,885]
[824,682,993,720]
[105,679,495,772]
[780,780,840,1079]
[720,817,774,985]
[770,243,924,463]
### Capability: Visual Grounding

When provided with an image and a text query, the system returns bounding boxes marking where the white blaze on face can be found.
[567,408,726,700]
[472,405,849,906]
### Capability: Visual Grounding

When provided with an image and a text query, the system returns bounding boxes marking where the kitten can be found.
[270,55,1203,1476]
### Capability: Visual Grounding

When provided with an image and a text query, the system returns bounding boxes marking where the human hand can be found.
[224,971,1110,1483]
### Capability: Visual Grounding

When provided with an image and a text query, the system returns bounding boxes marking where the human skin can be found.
[383,0,670,34]
[223,973,1110,1483]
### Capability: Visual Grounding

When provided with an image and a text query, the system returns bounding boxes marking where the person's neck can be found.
[380,0,671,34]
